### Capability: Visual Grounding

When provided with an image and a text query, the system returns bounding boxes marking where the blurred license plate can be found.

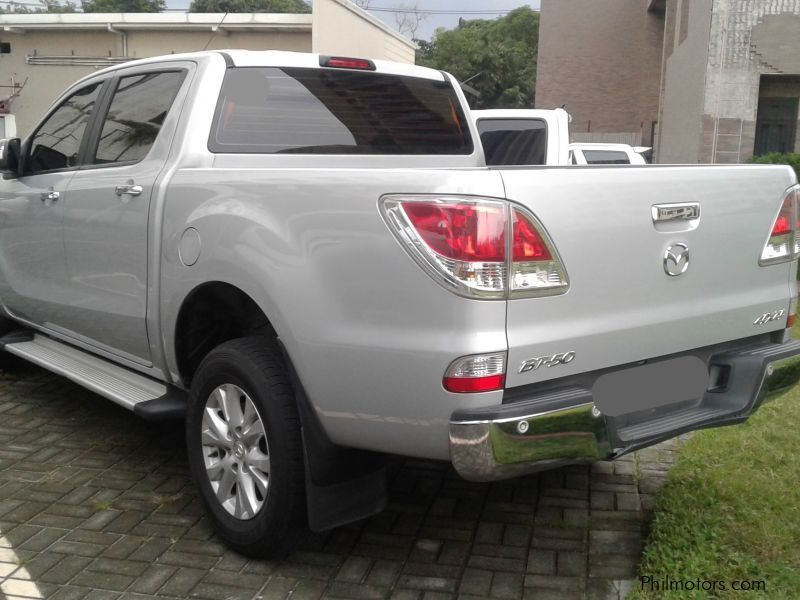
[592,356,708,417]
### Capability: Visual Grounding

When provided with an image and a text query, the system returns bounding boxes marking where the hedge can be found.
[749,152,800,178]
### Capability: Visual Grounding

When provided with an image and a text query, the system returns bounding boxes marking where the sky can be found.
[358,0,540,41]
[162,0,540,41]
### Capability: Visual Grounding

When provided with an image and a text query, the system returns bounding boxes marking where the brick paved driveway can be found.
[0,360,681,600]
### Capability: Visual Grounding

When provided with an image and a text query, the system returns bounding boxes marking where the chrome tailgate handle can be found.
[652,203,700,222]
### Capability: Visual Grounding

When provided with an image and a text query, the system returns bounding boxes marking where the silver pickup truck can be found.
[1,50,799,557]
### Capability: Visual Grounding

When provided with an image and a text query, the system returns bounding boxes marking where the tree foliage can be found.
[81,0,164,11]
[417,7,539,110]
[188,0,310,13]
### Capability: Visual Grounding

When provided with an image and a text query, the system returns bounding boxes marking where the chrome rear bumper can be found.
[450,339,800,482]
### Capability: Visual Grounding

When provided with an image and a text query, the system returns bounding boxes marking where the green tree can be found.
[417,6,539,110]
[82,0,165,11]
[188,0,310,12]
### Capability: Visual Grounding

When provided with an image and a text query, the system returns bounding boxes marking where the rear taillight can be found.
[510,207,568,296]
[381,195,569,299]
[761,185,800,265]
[443,352,506,393]
[789,295,798,328]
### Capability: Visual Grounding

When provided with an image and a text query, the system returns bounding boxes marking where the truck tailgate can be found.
[499,165,797,389]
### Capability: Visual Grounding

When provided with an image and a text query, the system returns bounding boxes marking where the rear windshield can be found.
[582,150,630,165]
[477,118,547,166]
[208,67,473,155]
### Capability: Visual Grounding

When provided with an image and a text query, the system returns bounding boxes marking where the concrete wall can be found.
[655,0,712,163]
[312,0,415,64]
[0,2,415,138]
[535,0,664,146]
[0,28,311,137]
[700,1,800,163]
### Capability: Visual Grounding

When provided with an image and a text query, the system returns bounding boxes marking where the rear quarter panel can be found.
[160,167,508,460]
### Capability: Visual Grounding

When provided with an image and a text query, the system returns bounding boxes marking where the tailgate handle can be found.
[652,203,700,223]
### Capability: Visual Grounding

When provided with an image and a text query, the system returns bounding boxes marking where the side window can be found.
[93,71,185,165]
[582,150,630,165]
[477,119,548,166]
[27,82,103,175]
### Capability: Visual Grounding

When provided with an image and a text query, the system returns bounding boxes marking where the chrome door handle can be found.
[115,184,143,197]
[40,190,60,202]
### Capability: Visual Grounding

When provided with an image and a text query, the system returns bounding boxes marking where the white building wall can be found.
[312,0,415,64]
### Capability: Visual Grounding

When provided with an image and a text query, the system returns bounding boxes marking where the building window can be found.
[0,42,10,54]
[754,97,798,156]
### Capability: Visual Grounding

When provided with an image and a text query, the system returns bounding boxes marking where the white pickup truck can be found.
[0,51,799,557]
[473,109,649,166]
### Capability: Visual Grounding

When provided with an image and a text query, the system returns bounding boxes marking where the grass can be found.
[629,387,800,599]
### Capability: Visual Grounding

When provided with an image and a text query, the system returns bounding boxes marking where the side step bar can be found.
[1,332,186,420]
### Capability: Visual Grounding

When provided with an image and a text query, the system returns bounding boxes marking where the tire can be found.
[186,336,306,557]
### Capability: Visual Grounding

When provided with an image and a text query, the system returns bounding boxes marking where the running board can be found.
[1,332,186,420]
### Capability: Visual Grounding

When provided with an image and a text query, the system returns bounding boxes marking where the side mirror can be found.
[0,138,21,175]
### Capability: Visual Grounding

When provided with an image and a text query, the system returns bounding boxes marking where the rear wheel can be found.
[186,337,306,557]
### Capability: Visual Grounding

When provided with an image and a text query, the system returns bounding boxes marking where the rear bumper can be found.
[449,338,800,482]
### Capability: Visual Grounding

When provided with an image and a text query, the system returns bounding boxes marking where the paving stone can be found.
[326,581,388,599]
[40,556,94,585]
[71,569,136,592]
[365,559,402,587]
[261,576,297,598]
[128,564,176,595]
[557,551,587,577]
[589,530,642,556]
[336,555,372,583]
[490,572,524,598]
[290,578,327,600]
[526,549,556,575]
[0,367,688,600]
[458,568,492,596]
[397,574,457,593]
[157,567,207,597]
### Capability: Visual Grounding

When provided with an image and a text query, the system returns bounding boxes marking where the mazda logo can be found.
[664,243,689,277]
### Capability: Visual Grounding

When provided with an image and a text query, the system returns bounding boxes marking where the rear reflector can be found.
[320,56,376,71]
[789,296,798,328]
[380,195,569,299]
[443,352,506,393]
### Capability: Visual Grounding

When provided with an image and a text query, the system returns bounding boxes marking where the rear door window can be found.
[477,118,547,166]
[92,71,186,165]
[582,150,630,165]
[209,67,473,155]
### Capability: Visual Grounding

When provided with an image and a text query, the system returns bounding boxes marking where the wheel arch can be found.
[173,281,278,387]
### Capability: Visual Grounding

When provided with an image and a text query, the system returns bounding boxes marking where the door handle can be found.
[40,190,60,202]
[115,184,143,197]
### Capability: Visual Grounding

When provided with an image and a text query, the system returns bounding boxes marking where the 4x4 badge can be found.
[664,243,689,277]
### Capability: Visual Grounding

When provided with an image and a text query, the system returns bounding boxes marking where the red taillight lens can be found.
[761,185,799,265]
[401,202,506,262]
[512,208,553,261]
[321,56,376,70]
[773,214,791,236]
[443,352,506,393]
[444,374,505,393]
[381,196,569,299]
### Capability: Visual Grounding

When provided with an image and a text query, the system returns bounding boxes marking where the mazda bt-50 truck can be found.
[0,51,799,557]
